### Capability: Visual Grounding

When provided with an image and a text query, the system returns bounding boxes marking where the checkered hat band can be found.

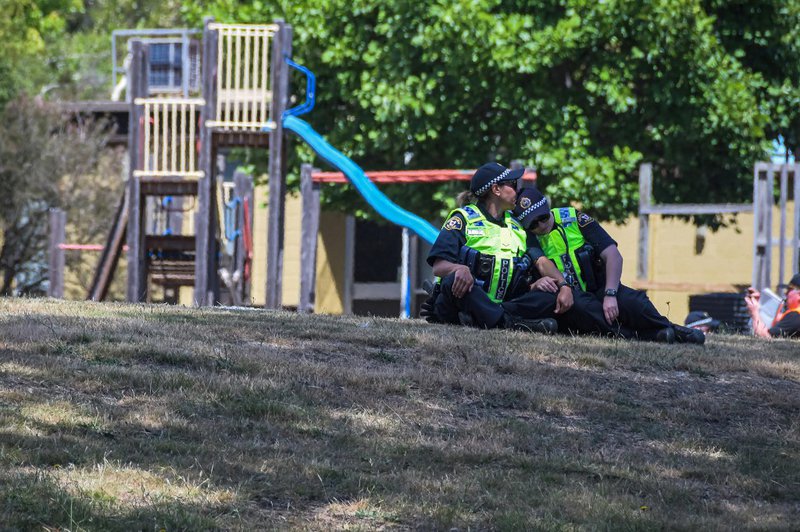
[475,169,511,196]
[519,197,548,219]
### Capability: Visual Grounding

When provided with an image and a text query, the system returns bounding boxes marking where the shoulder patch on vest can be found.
[577,211,594,227]
[558,207,576,224]
[443,216,463,231]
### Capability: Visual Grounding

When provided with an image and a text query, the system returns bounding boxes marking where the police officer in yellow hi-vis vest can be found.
[421,163,622,335]
[513,187,705,344]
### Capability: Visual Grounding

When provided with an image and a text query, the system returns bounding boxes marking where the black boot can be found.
[502,314,558,334]
[673,325,705,345]
[655,327,676,344]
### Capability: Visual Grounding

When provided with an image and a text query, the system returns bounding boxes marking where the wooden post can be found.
[793,166,800,276]
[409,233,419,317]
[126,40,149,302]
[299,164,321,313]
[343,215,355,314]
[779,164,788,290]
[233,169,254,304]
[637,163,652,281]
[48,209,66,298]
[265,20,292,309]
[752,163,773,291]
[195,17,218,306]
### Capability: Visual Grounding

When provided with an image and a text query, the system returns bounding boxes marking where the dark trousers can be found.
[435,273,629,336]
[434,273,553,328]
[507,288,634,337]
[590,284,672,339]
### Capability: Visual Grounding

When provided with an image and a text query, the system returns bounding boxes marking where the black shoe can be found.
[674,325,705,345]
[458,311,476,328]
[656,327,676,344]
[504,315,558,334]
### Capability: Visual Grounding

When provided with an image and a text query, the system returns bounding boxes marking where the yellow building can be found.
[246,189,794,324]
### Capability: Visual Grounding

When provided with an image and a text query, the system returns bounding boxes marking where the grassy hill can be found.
[0,298,798,530]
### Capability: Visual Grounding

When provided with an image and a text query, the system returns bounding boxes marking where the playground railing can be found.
[206,23,278,131]
[133,97,205,178]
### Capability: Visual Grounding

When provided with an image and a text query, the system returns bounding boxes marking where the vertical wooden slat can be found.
[224,28,233,125]
[252,30,261,125]
[265,20,291,309]
[793,166,800,276]
[127,40,149,302]
[196,17,218,306]
[299,164,321,313]
[261,30,270,125]
[752,164,763,289]
[779,164,788,289]
[48,209,66,299]
[243,27,251,125]
[343,215,355,315]
[215,27,224,124]
[637,163,652,281]
[234,28,242,127]
[180,103,186,173]
[143,102,150,173]
[409,233,419,317]
[189,102,196,172]
[152,102,160,173]
[171,102,177,173]
[161,103,168,173]
[765,166,774,291]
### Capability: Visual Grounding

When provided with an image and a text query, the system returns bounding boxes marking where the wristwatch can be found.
[604,288,618,297]
[557,280,569,289]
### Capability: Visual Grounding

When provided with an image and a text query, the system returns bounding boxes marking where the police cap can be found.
[470,162,524,196]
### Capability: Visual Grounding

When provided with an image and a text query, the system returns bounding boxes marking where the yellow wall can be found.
[249,183,346,312]
[606,204,796,322]
[314,212,348,314]
[247,189,797,321]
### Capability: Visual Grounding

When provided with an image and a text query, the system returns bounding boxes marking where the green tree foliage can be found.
[4,1,799,225]
[180,0,800,225]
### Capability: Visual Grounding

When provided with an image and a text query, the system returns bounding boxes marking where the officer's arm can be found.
[535,256,573,313]
[432,259,467,279]
[534,256,568,286]
[599,245,623,292]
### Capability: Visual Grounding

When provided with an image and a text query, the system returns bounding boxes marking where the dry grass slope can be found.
[0,298,798,530]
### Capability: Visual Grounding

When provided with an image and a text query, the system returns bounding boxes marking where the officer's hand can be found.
[531,277,558,293]
[555,285,573,314]
[603,296,619,325]
[746,287,761,302]
[419,283,441,323]
[420,298,439,323]
[452,264,474,298]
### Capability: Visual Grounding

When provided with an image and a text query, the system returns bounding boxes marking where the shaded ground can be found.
[0,298,798,530]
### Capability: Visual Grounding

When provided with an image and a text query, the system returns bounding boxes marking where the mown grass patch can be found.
[0,297,798,529]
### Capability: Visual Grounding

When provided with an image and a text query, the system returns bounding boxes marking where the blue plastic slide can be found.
[283,115,439,245]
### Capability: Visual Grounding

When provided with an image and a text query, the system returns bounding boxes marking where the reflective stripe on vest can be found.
[448,204,527,302]
[536,206,587,291]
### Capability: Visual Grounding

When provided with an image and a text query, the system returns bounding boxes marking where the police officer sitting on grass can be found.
[513,187,705,344]
[421,163,623,336]
[745,273,800,338]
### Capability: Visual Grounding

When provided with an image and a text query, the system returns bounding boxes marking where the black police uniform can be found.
[427,203,618,335]
[525,210,674,340]
[767,310,800,337]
